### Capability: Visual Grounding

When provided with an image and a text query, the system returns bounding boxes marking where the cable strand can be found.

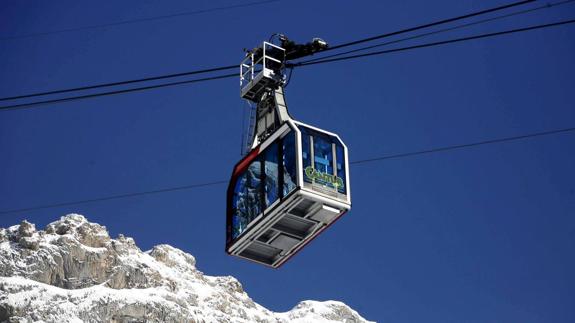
[291,18,575,67]
[0,0,540,103]
[1,126,573,215]
[0,65,237,102]
[0,73,238,111]
[324,0,536,52]
[303,0,575,64]
[0,0,280,41]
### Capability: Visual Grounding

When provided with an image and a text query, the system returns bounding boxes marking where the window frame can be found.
[227,124,299,245]
[297,124,347,195]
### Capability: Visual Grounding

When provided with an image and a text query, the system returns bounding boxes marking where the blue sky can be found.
[1,1,574,322]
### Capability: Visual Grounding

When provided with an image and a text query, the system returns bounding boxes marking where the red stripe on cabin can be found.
[233,147,260,177]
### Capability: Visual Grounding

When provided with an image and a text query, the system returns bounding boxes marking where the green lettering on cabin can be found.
[304,166,345,189]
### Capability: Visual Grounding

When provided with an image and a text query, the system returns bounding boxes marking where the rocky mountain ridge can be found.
[0,214,373,322]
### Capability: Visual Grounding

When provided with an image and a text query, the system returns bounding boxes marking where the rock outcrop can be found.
[0,214,373,323]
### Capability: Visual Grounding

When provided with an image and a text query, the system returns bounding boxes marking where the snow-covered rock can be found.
[0,214,374,323]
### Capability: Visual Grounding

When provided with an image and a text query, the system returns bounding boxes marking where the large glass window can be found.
[230,129,300,241]
[336,144,347,194]
[313,135,334,178]
[299,126,347,195]
[232,159,262,239]
[282,131,297,196]
[301,128,312,184]
[264,142,279,207]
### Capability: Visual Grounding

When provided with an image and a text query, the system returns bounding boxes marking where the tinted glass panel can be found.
[301,129,312,184]
[299,125,347,195]
[232,159,262,239]
[282,131,297,196]
[313,135,334,181]
[264,142,279,207]
[336,144,346,194]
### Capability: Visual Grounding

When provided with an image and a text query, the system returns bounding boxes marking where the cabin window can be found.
[301,129,312,184]
[232,159,262,239]
[298,125,346,194]
[231,130,302,241]
[336,144,346,194]
[282,131,297,196]
[264,142,279,207]
[313,134,334,183]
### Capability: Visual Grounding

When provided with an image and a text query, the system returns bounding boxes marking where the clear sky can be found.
[1,1,574,322]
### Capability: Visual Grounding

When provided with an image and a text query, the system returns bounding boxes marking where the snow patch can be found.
[0,214,375,323]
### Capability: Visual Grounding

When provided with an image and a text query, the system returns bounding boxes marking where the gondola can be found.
[226,37,351,268]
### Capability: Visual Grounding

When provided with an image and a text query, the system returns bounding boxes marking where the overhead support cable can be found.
[2,18,574,111]
[0,180,228,215]
[0,73,238,111]
[323,0,536,52]
[289,18,575,68]
[0,0,539,104]
[303,0,575,64]
[350,127,575,165]
[0,0,280,41]
[1,126,573,215]
[0,65,237,102]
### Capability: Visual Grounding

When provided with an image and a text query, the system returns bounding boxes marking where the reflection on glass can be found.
[336,144,346,194]
[302,130,312,184]
[230,126,347,241]
[299,125,347,194]
[283,131,297,196]
[265,142,279,207]
[313,135,334,188]
[232,159,262,239]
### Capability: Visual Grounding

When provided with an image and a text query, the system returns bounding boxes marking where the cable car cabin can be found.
[228,37,345,267]
[226,121,351,268]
